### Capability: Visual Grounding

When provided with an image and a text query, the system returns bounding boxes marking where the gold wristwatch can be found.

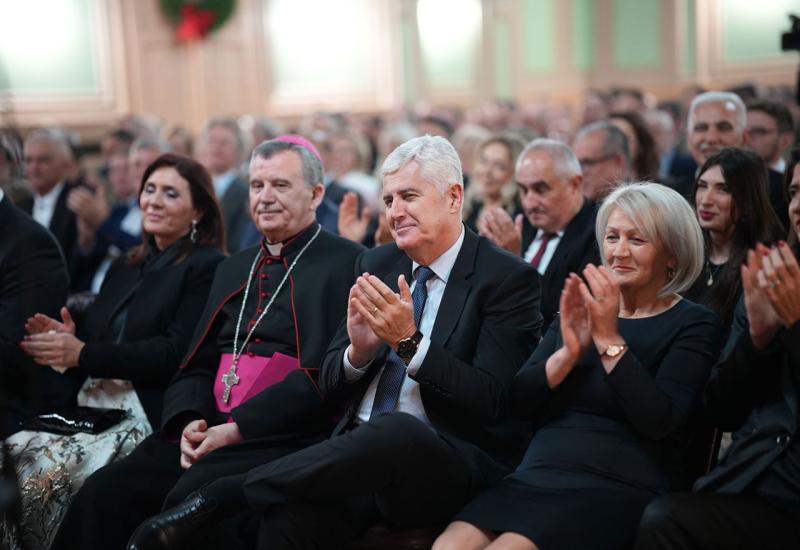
[601,344,626,358]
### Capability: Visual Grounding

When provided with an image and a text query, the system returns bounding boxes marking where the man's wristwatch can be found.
[395,330,423,365]
[601,343,626,358]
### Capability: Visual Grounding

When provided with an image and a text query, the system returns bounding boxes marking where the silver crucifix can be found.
[221,363,240,404]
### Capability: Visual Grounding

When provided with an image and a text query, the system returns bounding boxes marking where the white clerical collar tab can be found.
[265,241,283,256]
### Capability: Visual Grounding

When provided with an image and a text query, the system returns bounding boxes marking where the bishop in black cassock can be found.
[50,137,364,550]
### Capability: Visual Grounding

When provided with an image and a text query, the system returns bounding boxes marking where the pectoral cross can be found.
[221,362,240,404]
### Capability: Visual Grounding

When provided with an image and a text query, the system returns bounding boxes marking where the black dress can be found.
[455,299,721,550]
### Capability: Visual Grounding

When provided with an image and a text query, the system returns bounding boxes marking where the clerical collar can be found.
[265,241,283,256]
[260,222,319,259]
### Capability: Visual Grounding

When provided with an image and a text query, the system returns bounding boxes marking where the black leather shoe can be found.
[127,491,217,550]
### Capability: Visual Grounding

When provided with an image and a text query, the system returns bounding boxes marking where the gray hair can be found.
[575,121,630,167]
[380,135,462,194]
[24,129,73,161]
[250,139,324,188]
[131,137,168,156]
[688,91,747,133]
[518,138,582,180]
[596,182,704,297]
[203,116,248,155]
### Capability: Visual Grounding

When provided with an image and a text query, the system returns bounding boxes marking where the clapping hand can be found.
[20,331,85,370]
[374,212,394,246]
[351,273,415,348]
[346,282,384,367]
[25,307,76,336]
[480,207,523,256]
[560,273,592,362]
[546,274,591,388]
[759,242,800,328]
[338,191,372,244]
[743,242,800,350]
[67,183,110,229]
[577,264,623,351]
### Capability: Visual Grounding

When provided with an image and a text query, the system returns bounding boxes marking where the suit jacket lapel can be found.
[49,184,71,236]
[542,200,592,282]
[430,227,477,346]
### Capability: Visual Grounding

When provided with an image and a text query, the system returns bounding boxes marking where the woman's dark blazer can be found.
[76,245,224,429]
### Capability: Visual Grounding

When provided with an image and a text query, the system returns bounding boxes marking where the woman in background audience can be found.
[463,134,525,233]
[610,111,660,182]
[634,148,800,550]
[434,183,720,550]
[685,148,783,335]
[7,154,225,549]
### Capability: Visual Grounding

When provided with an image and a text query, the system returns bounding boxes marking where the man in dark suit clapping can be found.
[480,138,599,330]
[130,135,543,550]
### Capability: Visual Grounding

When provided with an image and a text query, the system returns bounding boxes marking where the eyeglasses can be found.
[579,154,616,168]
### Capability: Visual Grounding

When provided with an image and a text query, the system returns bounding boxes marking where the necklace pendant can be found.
[707,273,713,286]
[221,363,241,404]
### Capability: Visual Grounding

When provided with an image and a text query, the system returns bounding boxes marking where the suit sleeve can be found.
[510,319,562,421]
[411,265,543,422]
[704,298,791,431]
[77,252,221,386]
[319,251,371,399]
[0,229,69,379]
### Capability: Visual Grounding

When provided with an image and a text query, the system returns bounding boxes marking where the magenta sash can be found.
[213,352,299,413]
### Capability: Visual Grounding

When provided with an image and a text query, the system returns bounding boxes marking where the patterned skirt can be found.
[2,377,152,550]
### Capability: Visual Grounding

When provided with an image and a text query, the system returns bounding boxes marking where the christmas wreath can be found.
[160,0,237,42]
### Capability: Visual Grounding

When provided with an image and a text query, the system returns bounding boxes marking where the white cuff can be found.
[404,335,431,376]
[343,344,373,381]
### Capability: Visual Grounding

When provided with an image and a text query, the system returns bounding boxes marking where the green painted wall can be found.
[612,0,661,68]
[573,0,595,70]
[684,0,696,74]
[494,18,513,99]
[522,0,556,73]
[401,18,417,103]
[0,0,98,94]
[722,0,797,61]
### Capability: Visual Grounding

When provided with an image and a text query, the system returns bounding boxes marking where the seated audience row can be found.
[2,83,798,549]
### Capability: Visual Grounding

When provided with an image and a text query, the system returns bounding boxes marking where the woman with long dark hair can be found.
[684,148,783,333]
[9,154,226,549]
[633,148,800,550]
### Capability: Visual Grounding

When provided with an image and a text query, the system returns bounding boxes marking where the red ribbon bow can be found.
[177,4,217,42]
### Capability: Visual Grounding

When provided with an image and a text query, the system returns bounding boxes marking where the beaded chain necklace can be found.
[220,225,321,403]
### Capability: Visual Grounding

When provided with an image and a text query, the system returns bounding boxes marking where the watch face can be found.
[396,339,416,359]
[396,332,421,360]
[605,345,623,357]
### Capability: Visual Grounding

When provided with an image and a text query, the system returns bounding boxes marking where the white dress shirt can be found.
[32,181,64,229]
[213,169,238,200]
[523,229,564,275]
[344,226,466,426]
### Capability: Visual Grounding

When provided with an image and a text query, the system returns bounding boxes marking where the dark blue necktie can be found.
[369,266,435,419]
